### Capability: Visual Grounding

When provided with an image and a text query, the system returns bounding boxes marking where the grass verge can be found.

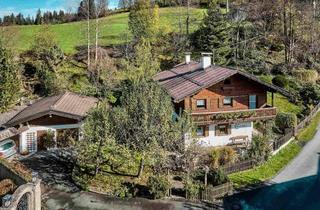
[229,111,320,188]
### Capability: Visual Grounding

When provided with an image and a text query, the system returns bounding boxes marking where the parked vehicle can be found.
[0,139,17,159]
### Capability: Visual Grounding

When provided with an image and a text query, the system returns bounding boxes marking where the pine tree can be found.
[128,0,159,41]
[35,9,42,25]
[192,7,233,65]
[0,42,21,112]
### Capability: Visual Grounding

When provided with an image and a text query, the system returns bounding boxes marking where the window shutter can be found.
[215,125,220,136]
[206,98,211,110]
[191,98,196,110]
[204,126,209,137]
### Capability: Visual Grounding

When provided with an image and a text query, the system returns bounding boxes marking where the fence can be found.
[186,182,233,203]
[221,159,256,175]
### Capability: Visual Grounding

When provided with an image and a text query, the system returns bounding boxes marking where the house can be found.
[155,53,289,148]
[0,92,98,154]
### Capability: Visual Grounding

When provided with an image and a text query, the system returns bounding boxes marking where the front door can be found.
[26,132,37,153]
[249,95,257,109]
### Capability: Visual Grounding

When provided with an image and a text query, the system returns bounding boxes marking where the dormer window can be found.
[196,99,206,109]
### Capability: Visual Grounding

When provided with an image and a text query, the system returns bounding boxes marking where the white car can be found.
[0,139,17,159]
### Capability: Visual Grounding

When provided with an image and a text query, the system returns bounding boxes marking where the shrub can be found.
[271,63,288,75]
[42,130,56,149]
[210,146,237,168]
[183,179,202,199]
[293,68,318,84]
[275,112,298,133]
[300,84,320,105]
[248,135,271,161]
[272,75,288,88]
[147,174,171,199]
[192,169,229,186]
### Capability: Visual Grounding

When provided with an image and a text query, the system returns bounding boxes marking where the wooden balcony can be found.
[192,107,277,125]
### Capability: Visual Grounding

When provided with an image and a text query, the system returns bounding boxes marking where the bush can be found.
[293,68,318,84]
[211,146,237,168]
[275,112,297,133]
[272,75,288,88]
[147,175,171,199]
[42,130,56,149]
[248,135,271,161]
[300,85,320,105]
[192,169,229,186]
[271,63,288,75]
[183,179,202,199]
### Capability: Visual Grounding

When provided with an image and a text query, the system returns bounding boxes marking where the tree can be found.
[123,39,160,83]
[0,41,21,112]
[35,9,42,25]
[191,7,233,65]
[128,0,160,41]
[94,0,108,63]
[30,26,64,96]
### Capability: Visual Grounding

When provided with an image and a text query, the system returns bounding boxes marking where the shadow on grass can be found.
[224,156,320,210]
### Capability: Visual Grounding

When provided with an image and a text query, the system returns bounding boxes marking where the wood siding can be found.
[27,115,78,126]
[177,74,269,113]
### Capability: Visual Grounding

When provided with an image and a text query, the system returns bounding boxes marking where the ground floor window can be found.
[215,124,231,136]
[196,126,205,137]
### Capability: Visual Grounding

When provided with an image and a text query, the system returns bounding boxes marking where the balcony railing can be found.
[192,107,277,125]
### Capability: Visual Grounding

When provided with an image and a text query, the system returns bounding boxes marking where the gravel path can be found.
[272,125,320,183]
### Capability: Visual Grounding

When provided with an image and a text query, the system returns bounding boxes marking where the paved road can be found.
[44,190,215,210]
[272,125,320,183]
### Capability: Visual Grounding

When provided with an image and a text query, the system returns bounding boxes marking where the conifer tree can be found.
[192,6,233,65]
[0,41,21,112]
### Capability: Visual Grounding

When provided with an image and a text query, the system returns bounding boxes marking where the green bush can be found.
[300,84,320,105]
[248,135,271,161]
[183,179,202,199]
[192,169,229,186]
[147,175,171,199]
[275,112,298,133]
[43,130,56,149]
[211,146,237,168]
[272,75,288,88]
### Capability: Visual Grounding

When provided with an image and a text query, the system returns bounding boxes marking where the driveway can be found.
[272,124,320,183]
[19,150,79,192]
[44,190,216,210]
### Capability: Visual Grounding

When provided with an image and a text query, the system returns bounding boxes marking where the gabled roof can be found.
[0,106,27,128]
[154,61,290,102]
[4,92,98,127]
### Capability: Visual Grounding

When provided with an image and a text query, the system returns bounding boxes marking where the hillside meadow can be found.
[3,7,205,54]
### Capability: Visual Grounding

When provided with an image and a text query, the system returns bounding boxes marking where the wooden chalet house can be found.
[155,53,290,148]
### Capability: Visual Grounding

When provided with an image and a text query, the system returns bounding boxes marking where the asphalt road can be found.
[272,125,320,183]
[44,190,215,210]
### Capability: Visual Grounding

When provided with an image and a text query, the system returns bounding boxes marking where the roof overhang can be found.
[4,110,84,127]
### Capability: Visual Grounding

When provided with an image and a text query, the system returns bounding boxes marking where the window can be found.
[196,99,206,109]
[249,95,257,109]
[196,126,205,137]
[223,97,233,106]
[215,124,231,136]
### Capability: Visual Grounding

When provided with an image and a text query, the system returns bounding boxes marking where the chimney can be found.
[185,52,191,64]
[201,53,213,69]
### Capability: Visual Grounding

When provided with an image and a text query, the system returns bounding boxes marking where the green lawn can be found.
[229,111,320,188]
[268,93,302,115]
[4,7,205,54]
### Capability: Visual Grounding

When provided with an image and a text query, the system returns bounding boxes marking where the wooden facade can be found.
[174,74,276,125]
